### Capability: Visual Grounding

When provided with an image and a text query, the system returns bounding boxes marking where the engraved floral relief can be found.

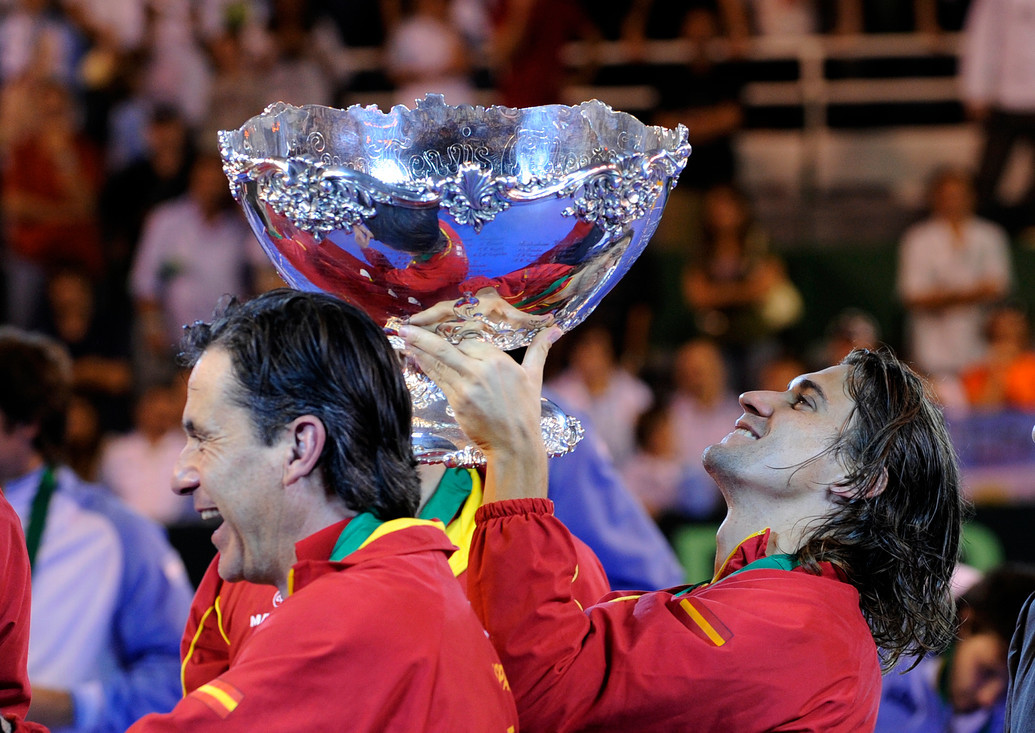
[218,95,688,466]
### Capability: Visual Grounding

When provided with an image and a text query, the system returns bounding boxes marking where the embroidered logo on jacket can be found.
[493,663,511,691]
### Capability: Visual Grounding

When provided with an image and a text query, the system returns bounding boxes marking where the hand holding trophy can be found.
[219,94,689,466]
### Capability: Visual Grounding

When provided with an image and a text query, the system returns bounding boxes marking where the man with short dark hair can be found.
[403,324,966,732]
[129,289,517,731]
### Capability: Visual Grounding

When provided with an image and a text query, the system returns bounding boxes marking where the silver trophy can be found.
[219,94,689,466]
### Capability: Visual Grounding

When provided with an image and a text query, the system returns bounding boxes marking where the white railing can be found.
[343,32,965,123]
[563,33,963,121]
[340,33,978,214]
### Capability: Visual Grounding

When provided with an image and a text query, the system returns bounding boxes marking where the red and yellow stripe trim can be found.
[669,596,734,647]
[192,678,244,718]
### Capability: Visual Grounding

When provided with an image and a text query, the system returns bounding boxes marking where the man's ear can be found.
[282,415,326,486]
[830,466,888,500]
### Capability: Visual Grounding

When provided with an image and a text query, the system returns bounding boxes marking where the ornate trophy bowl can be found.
[219,94,689,466]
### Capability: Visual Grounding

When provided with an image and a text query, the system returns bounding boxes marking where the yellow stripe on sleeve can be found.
[194,681,243,718]
[679,598,728,646]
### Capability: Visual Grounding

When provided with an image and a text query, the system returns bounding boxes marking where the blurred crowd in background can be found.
[1,0,1034,571]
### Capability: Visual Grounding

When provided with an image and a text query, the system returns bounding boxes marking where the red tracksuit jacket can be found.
[0,495,49,733]
[132,518,519,731]
[179,469,610,697]
[467,498,882,732]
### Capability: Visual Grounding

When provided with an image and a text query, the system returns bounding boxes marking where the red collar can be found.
[288,521,455,596]
[715,529,773,580]
[294,518,352,563]
[715,529,846,583]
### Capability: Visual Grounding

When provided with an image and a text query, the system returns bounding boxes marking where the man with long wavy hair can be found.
[403,324,966,733]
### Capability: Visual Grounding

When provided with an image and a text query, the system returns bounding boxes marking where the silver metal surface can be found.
[220,94,689,466]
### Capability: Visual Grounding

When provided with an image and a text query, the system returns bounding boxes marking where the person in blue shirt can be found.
[544,387,684,591]
[879,563,1035,733]
[0,327,193,733]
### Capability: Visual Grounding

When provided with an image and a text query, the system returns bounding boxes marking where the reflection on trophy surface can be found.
[219,94,690,466]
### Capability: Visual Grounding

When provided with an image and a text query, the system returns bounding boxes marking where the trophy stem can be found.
[398,352,584,467]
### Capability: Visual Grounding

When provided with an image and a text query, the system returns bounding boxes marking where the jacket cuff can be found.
[475,498,554,522]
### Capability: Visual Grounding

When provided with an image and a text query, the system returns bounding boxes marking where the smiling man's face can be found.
[172,347,293,585]
[703,365,858,500]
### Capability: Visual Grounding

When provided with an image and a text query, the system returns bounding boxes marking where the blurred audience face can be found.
[930,170,976,223]
[570,327,616,387]
[673,339,727,403]
[642,408,676,458]
[826,310,880,364]
[684,8,719,48]
[146,111,189,159]
[948,630,1009,714]
[703,185,748,237]
[135,385,184,441]
[758,355,807,393]
[189,155,234,217]
[65,392,104,479]
[36,80,77,136]
[47,269,94,343]
[207,32,245,74]
[985,304,1030,351]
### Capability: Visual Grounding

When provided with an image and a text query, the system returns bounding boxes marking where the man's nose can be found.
[739,390,776,418]
[171,450,199,496]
